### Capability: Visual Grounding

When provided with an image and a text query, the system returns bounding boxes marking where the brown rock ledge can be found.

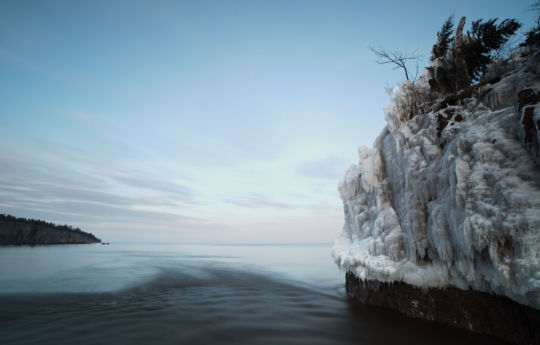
[345,271,540,345]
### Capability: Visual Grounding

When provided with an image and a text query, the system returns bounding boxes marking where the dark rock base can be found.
[345,272,540,345]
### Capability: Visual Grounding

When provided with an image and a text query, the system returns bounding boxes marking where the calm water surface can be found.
[0,243,508,345]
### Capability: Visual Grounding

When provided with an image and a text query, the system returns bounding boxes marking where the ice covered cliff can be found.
[332,51,540,310]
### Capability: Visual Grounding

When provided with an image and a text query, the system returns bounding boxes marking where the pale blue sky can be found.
[0,0,536,243]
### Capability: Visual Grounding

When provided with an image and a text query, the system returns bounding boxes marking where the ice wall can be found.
[333,52,540,309]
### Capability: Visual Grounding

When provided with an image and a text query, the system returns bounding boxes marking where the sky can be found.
[0,0,537,243]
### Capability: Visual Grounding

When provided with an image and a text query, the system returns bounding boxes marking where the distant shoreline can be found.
[1,242,101,247]
[0,214,101,245]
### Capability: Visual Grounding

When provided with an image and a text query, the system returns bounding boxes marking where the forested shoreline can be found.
[0,214,101,245]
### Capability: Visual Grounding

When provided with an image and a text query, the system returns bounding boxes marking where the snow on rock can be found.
[333,52,540,309]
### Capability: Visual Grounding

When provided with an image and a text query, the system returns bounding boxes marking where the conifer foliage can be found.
[521,24,540,47]
[521,1,540,47]
[427,16,521,93]
[464,18,521,80]
[431,16,454,60]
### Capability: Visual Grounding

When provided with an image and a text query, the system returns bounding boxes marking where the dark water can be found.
[0,244,508,345]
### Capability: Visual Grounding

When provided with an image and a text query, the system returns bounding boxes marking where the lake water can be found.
[0,243,508,345]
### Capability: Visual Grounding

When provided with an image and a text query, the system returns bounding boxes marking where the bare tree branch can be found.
[412,62,420,82]
[369,46,421,81]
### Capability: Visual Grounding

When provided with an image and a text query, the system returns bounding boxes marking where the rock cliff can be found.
[333,50,540,342]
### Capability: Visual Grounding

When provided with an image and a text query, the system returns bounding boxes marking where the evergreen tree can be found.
[464,18,521,80]
[520,1,540,48]
[431,16,454,60]
[428,16,521,93]
[521,25,540,47]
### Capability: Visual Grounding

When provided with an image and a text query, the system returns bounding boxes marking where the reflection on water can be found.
[0,244,508,345]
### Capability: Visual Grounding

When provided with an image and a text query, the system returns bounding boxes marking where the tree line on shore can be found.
[0,213,100,242]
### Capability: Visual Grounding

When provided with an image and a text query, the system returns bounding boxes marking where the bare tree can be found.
[369,46,421,81]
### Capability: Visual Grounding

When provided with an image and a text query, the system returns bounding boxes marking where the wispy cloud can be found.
[57,109,118,127]
[296,156,348,180]
[108,172,195,201]
[0,145,215,238]
[222,193,296,209]
[222,192,338,213]
[0,48,64,83]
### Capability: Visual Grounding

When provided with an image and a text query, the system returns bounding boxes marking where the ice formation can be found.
[333,52,540,309]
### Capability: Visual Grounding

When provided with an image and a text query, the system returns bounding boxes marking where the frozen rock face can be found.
[333,52,540,310]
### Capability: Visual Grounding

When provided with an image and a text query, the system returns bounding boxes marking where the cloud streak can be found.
[296,156,348,180]
[0,145,217,239]
[222,193,296,210]
[222,192,338,213]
